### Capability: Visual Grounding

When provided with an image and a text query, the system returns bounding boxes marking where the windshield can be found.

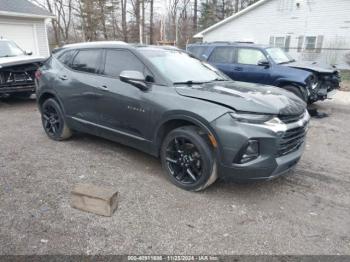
[266,47,295,64]
[139,48,228,83]
[0,41,25,58]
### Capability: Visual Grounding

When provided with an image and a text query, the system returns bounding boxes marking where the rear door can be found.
[56,49,103,123]
[231,48,271,84]
[207,46,236,79]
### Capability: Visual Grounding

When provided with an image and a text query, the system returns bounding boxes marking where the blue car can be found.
[187,42,341,104]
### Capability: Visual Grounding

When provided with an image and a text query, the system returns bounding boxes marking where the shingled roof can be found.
[0,0,54,18]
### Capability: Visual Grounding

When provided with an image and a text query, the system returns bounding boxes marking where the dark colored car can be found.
[35,42,310,191]
[187,42,341,104]
[0,39,45,98]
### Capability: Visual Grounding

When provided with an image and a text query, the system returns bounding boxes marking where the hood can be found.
[0,55,46,68]
[175,81,306,115]
[284,61,337,74]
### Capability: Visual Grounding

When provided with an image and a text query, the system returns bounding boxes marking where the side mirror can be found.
[120,70,149,91]
[25,50,33,56]
[257,59,270,67]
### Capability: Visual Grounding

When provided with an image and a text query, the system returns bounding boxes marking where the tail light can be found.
[35,70,42,80]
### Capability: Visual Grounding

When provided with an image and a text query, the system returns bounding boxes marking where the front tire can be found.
[160,126,217,191]
[41,98,72,141]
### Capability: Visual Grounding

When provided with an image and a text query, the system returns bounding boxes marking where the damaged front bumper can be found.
[308,72,341,103]
[212,110,310,182]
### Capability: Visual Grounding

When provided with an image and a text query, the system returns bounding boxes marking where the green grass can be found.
[340,70,350,81]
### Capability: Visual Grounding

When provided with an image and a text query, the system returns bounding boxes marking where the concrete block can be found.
[71,183,118,217]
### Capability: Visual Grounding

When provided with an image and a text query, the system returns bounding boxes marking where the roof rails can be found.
[233,41,255,44]
[189,41,255,46]
[62,41,128,48]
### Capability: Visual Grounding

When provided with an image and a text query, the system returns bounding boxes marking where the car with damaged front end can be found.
[36,42,310,191]
[187,42,341,104]
[0,39,45,98]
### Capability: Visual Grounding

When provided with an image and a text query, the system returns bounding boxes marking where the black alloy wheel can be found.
[161,126,217,191]
[165,137,203,184]
[43,103,61,137]
[41,98,72,141]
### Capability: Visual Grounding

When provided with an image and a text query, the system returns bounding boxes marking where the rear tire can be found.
[41,98,72,141]
[282,85,307,102]
[160,126,217,191]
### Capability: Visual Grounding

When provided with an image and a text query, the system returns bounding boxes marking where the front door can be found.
[231,48,271,84]
[94,49,152,140]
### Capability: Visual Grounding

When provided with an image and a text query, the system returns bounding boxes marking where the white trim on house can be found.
[43,19,50,55]
[194,0,270,38]
[0,10,55,19]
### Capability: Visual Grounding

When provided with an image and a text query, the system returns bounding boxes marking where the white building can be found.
[194,0,350,69]
[0,0,54,57]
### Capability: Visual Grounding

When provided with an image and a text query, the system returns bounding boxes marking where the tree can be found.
[149,0,154,44]
[121,0,128,42]
[30,0,262,48]
[193,0,198,33]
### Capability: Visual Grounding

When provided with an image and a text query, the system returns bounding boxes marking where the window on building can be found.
[303,36,324,53]
[269,36,291,51]
[305,36,317,50]
[275,37,286,48]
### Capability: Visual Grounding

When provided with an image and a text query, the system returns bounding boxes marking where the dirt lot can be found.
[0,94,350,255]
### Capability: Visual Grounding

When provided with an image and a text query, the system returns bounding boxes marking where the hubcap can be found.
[42,105,60,136]
[165,137,202,185]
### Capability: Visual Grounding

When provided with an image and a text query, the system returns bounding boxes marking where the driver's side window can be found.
[103,50,146,78]
[236,48,266,65]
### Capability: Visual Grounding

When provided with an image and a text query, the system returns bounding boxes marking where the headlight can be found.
[308,74,319,89]
[229,112,275,124]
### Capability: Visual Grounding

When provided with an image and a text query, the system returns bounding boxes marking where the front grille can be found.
[277,125,307,156]
[278,112,305,124]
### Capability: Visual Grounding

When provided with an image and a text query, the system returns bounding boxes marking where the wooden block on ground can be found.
[71,183,118,217]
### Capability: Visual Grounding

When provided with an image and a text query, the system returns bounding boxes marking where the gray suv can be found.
[35,42,310,191]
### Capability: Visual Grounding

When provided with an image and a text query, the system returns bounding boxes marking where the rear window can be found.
[187,46,207,59]
[57,50,76,66]
[208,47,235,64]
[71,50,102,74]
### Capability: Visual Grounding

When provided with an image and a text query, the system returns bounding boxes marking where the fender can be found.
[274,77,308,88]
[37,90,66,115]
[153,111,225,159]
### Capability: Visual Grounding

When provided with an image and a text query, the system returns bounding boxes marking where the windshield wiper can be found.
[278,59,296,65]
[173,80,209,85]
[211,78,228,82]
[173,78,228,85]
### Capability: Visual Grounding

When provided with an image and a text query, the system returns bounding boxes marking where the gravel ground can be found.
[0,93,350,255]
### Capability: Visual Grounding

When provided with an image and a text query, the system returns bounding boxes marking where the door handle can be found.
[59,75,68,80]
[83,92,103,98]
[99,85,108,90]
[233,67,243,71]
